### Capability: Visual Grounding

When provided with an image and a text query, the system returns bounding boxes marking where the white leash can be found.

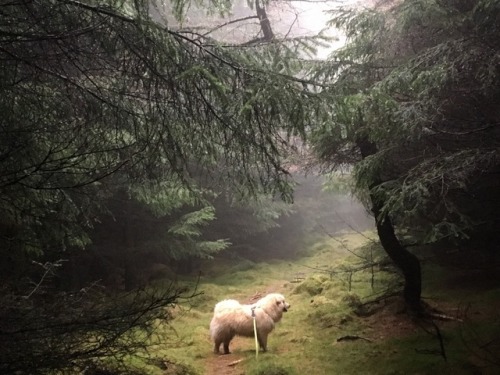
[251,306,259,359]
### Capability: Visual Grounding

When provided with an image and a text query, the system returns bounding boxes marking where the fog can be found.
[226,174,375,261]
[157,0,369,58]
[151,1,378,260]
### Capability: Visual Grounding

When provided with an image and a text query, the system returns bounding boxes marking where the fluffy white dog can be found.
[209,293,290,354]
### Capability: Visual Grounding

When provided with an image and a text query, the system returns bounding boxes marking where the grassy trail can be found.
[152,232,500,375]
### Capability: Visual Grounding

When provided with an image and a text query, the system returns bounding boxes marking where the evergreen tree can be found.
[0,0,320,255]
[311,0,500,310]
[0,1,321,372]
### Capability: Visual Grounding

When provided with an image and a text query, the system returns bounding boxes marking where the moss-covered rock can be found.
[292,275,325,296]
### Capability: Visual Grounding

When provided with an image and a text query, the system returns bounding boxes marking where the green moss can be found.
[247,359,298,375]
[292,277,324,296]
[341,292,362,308]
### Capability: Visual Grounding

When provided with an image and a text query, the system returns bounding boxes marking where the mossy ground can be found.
[125,231,500,374]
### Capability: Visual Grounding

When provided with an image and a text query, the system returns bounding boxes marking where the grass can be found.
[129,231,500,375]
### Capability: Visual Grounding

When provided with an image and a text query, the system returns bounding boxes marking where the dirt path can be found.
[204,282,288,375]
[204,337,248,375]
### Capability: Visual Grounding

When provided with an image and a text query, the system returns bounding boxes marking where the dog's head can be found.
[273,294,290,313]
[256,293,290,322]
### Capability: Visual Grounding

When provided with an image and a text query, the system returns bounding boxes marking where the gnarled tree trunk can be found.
[357,136,422,311]
[372,204,422,311]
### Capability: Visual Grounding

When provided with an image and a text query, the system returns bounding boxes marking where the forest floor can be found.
[153,232,500,375]
[202,289,451,375]
[203,290,500,375]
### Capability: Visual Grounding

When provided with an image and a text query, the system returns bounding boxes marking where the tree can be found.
[310,0,500,310]
[0,0,323,372]
[0,0,319,255]
[0,0,315,283]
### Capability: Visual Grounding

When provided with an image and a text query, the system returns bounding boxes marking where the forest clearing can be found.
[143,231,500,375]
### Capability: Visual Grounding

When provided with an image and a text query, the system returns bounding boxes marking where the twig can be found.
[317,224,367,260]
[228,359,244,367]
[23,260,65,299]
[337,335,372,342]
[430,319,447,362]
[358,290,401,307]
[202,16,259,37]
[426,312,463,322]
[415,308,452,362]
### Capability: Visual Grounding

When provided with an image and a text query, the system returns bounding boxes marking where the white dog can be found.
[209,293,290,354]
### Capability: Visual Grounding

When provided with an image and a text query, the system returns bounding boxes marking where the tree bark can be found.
[372,204,422,311]
[356,136,422,311]
[255,0,274,41]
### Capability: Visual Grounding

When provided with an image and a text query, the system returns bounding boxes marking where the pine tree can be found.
[0,1,323,372]
[310,0,500,310]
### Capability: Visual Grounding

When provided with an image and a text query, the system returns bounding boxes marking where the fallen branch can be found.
[228,359,244,367]
[426,312,463,322]
[337,335,372,343]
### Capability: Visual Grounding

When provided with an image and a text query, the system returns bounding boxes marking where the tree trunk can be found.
[356,136,422,311]
[255,0,274,41]
[372,204,422,311]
